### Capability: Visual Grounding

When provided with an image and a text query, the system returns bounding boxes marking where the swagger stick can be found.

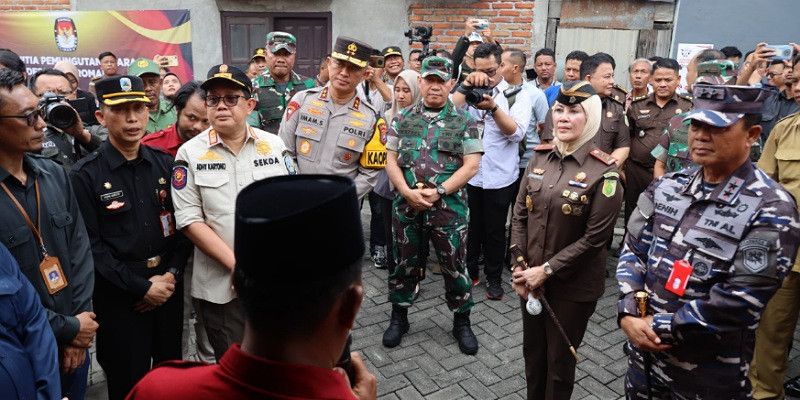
[635,291,653,400]
[509,244,578,360]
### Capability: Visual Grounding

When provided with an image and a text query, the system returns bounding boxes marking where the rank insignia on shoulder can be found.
[534,144,554,151]
[532,168,545,175]
[103,182,112,189]
[590,149,615,166]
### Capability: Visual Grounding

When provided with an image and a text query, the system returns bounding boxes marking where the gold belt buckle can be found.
[146,255,161,269]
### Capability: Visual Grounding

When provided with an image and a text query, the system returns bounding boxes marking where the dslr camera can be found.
[463,86,492,106]
[39,92,77,130]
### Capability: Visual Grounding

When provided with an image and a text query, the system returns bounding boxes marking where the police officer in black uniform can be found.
[70,75,192,400]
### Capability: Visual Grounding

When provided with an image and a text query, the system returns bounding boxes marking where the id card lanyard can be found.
[1,179,49,257]
[1,179,69,294]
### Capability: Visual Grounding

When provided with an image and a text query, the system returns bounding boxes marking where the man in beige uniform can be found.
[751,58,800,397]
[279,36,380,201]
[172,64,293,360]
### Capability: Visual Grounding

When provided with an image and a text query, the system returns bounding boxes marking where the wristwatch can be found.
[436,183,447,196]
[543,262,553,276]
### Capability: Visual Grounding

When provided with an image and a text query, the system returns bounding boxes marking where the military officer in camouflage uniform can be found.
[250,32,316,133]
[617,85,800,399]
[652,60,736,178]
[382,57,483,355]
[279,36,381,201]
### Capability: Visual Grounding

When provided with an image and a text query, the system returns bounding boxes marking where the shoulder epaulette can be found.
[71,151,101,171]
[590,148,616,166]
[776,111,800,125]
[608,94,626,106]
[631,94,649,103]
[678,93,693,102]
[613,84,629,94]
[534,144,554,151]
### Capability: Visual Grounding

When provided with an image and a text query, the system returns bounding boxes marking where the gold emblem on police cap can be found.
[255,140,271,156]
[219,64,229,73]
[103,182,112,189]
[562,203,572,215]
[347,43,358,56]
[569,96,576,103]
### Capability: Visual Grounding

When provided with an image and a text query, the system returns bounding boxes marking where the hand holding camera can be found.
[460,71,495,108]
[39,92,88,142]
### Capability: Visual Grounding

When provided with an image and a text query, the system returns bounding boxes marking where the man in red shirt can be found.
[127,175,377,400]
[141,81,209,157]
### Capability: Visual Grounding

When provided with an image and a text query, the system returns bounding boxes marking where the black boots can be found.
[384,306,478,355]
[453,311,479,355]
[382,305,409,348]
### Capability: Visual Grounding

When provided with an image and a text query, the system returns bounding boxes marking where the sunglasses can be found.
[0,108,44,127]
[204,95,246,107]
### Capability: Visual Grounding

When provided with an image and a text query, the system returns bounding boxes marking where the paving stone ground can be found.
[86,209,800,399]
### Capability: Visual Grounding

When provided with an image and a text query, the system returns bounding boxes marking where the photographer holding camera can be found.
[453,42,531,300]
[30,68,104,171]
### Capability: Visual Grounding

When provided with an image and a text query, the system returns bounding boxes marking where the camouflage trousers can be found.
[625,342,752,399]
[389,197,474,313]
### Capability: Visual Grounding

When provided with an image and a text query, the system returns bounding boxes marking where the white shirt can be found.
[467,79,531,189]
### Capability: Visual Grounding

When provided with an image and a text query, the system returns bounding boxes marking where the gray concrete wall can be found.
[672,0,800,59]
[76,0,412,79]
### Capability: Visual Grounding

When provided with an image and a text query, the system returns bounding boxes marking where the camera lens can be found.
[47,102,77,130]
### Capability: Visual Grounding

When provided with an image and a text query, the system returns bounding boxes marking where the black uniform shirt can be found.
[70,141,190,300]
[0,154,94,344]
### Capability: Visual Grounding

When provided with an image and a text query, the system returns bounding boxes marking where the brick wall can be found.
[0,0,71,11]
[408,1,535,65]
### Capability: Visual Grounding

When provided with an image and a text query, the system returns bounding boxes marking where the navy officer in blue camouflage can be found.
[616,84,800,399]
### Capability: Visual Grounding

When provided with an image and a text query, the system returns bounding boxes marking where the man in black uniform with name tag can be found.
[70,75,192,400]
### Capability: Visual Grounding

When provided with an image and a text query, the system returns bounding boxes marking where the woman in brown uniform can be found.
[510,81,624,400]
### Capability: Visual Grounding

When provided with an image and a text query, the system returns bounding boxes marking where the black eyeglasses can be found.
[0,108,44,127]
[204,95,246,107]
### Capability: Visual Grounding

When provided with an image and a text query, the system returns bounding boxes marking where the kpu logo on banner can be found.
[54,17,78,52]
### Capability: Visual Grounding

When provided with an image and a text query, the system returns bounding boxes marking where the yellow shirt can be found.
[758,111,800,272]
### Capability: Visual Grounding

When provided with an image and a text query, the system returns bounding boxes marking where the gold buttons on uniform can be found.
[562,203,572,215]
